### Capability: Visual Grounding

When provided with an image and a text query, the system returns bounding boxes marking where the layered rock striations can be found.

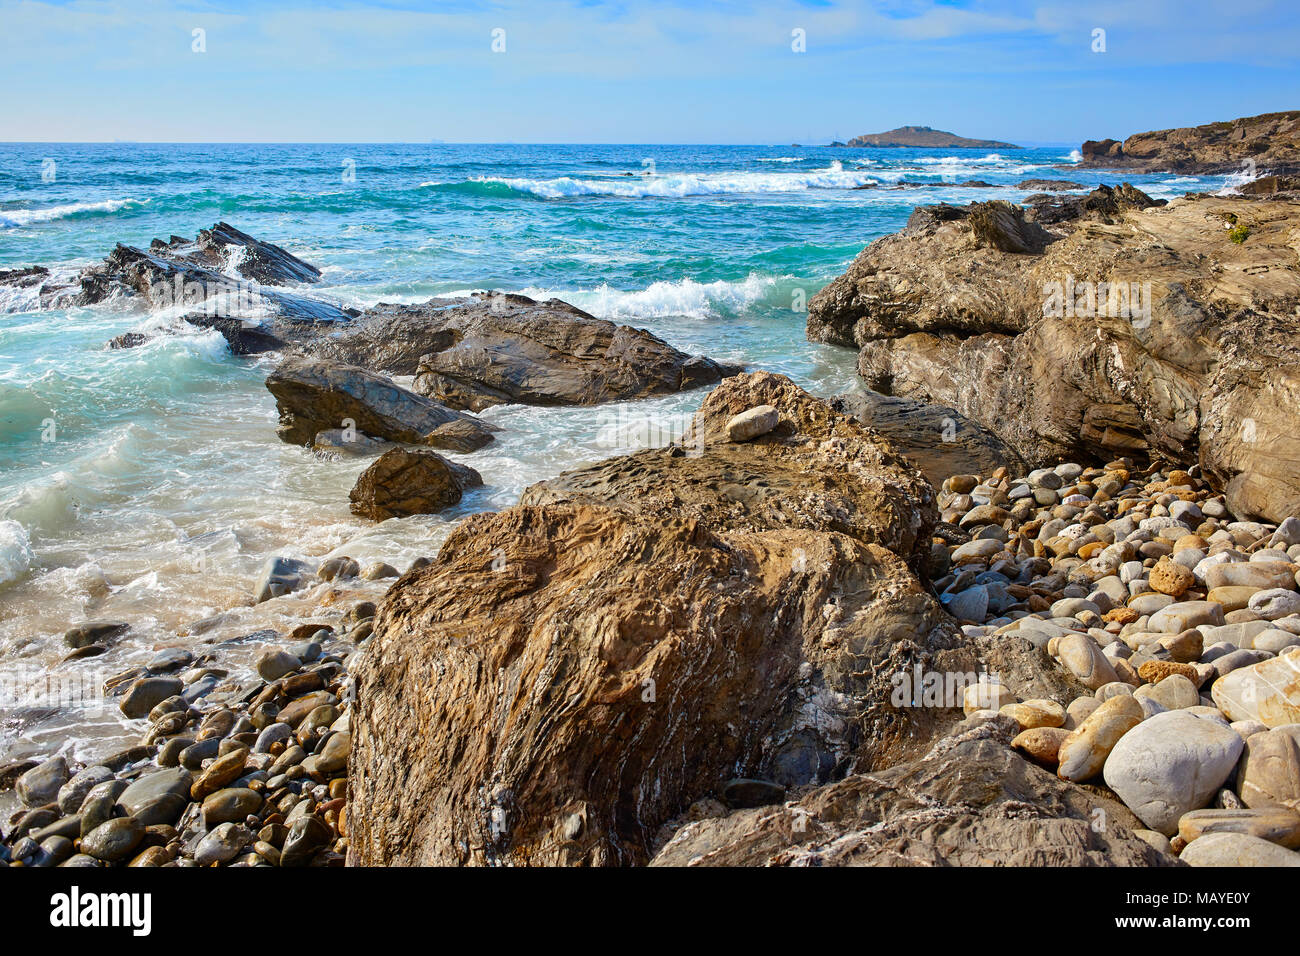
[807,186,1300,522]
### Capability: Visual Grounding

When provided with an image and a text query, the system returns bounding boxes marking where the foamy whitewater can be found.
[0,142,1225,779]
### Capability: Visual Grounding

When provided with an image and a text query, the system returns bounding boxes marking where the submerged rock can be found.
[349,447,483,520]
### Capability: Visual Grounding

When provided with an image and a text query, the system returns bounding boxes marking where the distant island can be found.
[834,125,1021,149]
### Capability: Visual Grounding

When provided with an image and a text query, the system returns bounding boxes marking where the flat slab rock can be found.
[294,292,741,410]
[265,356,495,452]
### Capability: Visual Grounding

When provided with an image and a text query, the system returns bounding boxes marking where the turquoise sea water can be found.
[0,142,1226,763]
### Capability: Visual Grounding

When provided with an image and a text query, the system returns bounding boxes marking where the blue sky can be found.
[1,0,1297,143]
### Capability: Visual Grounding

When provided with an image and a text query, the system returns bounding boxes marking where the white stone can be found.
[1102,710,1245,835]
[726,405,779,442]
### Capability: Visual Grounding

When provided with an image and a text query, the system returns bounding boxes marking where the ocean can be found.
[0,142,1228,777]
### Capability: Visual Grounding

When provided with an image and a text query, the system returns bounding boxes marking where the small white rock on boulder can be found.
[726,405,779,442]
[1102,709,1244,836]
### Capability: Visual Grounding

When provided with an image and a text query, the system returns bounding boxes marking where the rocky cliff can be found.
[807,186,1300,523]
[1080,111,1300,176]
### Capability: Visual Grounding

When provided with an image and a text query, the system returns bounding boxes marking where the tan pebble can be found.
[962,681,1015,716]
[1012,727,1071,766]
[1157,628,1204,664]
[1113,658,1143,686]
[1057,633,1120,690]
[1178,808,1300,848]
[1149,557,1195,597]
[1207,586,1262,613]
[1057,694,1144,782]
[1063,696,1102,730]
[1133,829,1173,854]
[1105,606,1140,624]
[1140,673,1200,710]
[1077,541,1105,560]
[999,698,1067,730]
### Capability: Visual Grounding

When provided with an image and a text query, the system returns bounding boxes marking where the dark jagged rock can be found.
[148,222,323,286]
[807,185,1300,522]
[0,222,352,351]
[92,242,351,354]
[1079,111,1300,176]
[296,292,740,411]
[1018,178,1087,191]
[0,266,50,288]
[265,356,496,451]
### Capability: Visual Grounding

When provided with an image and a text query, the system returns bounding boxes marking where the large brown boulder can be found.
[265,357,495,451]
[349,447,483,520]
[298,292,739,410]
[650,715,1176,867]
[807,189,1300,522]
[348,373,1083,866]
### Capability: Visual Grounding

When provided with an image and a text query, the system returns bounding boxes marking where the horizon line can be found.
[0,139,1080,148]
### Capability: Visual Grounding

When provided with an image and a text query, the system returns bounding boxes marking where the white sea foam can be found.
[0,265,82,314]
[423,274,780,320]
[755,156,803,163]
[1216,167,1266,195]
[555,274,778,319]
[0,198,143,229]
[1067,149,1083,163]
[915,153,1006,165]
[462,163,876,198]
[0,519,34,586]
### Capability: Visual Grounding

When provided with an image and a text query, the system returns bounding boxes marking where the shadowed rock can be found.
[265,357,495,451]
[830,390,1024,485]
[650,716,1177,866]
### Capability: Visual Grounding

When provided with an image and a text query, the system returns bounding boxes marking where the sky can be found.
[1,0,1297,144]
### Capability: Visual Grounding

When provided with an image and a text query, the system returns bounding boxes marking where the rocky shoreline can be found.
[5,130,1300,867]
[11,373,1298,867]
